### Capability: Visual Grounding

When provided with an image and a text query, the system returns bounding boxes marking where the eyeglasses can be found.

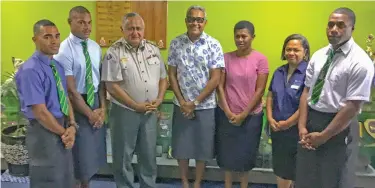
[186,17,205,23]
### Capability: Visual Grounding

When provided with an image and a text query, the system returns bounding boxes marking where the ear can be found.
[32,36,37,43]
[67,18,71,25]
[11,57,15,64]
[120,26,124,32]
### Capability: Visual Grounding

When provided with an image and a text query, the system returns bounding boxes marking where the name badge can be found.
[291,85,300,90]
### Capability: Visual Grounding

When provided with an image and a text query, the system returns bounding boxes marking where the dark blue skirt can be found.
[215,107,263,172]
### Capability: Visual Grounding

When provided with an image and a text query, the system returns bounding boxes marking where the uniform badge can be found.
[121,57,128,64]
[106,53,113,60]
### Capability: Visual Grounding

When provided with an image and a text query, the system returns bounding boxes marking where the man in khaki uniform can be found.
[101,12,168,188]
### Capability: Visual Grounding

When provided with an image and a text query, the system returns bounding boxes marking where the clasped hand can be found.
[89,108,106,128]
[268,118,291,132]
[61,126,76,149]
[180,101,195,119]
[225,111,247,126]
[135,99,162,114]
[298,128,329,150]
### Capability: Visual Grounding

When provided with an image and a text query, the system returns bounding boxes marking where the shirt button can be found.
[146,90,149,92]
[145,80,147,82]
[142,71,145,73]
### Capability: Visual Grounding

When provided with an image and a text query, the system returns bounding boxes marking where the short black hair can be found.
[234,20,255,36]
[68,6,90,23]
[33,19,56,35]
[281,34,311,62]
[333,7,356,26]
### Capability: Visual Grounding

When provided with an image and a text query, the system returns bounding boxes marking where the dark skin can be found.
[106,16,168,113]
[169,9,221,119]
[299,12,362,149]
[218,28,268,126]
[31,25,76,149]
[266,39,307,132]
[65,12,104,128]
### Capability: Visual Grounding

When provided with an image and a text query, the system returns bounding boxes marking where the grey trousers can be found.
[27,118,74,188]
[295,108,359,188]
[109,103,158,188]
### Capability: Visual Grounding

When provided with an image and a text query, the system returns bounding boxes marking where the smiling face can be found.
[185,9,207,39]
[326,13,353,46]
[234,28,253,51]
[284,39,306,66]
[122,16,145,48]
[33,25,60,56]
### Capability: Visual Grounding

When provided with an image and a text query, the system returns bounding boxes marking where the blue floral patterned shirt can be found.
[168,32,225,110]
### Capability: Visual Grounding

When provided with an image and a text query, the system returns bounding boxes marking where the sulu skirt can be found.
[215,107,263,172]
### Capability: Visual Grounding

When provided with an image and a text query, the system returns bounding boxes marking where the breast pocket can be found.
[147,57,161,78]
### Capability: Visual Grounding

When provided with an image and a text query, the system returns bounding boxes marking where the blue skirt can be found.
[215,107,263,172]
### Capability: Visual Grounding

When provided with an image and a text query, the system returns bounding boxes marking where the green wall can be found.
[2,1,375,80]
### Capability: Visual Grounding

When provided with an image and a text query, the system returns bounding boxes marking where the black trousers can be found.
[295,108,358,188]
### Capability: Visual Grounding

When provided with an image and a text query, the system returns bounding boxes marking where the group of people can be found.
[14,4,374,188]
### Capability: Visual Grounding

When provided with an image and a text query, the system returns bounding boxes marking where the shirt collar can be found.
[182,32,208,44]
[327,37,354,56]
[69,32,88,45]
[115,37,146,51]
[279,61,308,73]
[34,50,53,65]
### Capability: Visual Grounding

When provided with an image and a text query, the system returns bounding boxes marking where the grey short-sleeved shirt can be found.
[101,38,167,110]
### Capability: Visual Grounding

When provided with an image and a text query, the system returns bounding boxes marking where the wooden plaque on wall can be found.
[96,1,167,49]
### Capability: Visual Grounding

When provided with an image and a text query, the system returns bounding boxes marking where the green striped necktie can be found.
[50,60,69,116]
[311,48,336,104]
[81,41,95,107]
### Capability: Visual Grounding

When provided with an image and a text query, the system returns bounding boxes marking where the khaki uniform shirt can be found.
[101,38,167,111]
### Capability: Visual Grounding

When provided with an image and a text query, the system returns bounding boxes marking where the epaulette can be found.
[146,40,158,47]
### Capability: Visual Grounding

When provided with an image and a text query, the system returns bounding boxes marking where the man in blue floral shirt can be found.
[167,5,224,188]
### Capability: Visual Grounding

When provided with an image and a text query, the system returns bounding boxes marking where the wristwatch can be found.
[193,100,200,106]
[69,121,79,131]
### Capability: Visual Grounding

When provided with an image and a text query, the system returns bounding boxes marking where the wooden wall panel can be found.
[96,1,167,49]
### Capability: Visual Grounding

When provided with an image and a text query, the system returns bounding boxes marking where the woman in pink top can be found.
[216,21,269,188]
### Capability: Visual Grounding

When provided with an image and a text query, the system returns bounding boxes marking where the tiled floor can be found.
[1,176,277,188]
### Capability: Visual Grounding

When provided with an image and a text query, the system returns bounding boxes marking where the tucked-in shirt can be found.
[168,32,225,110]
[305,37,374,113]
[269,61,307,121]
[15,51,68,119]
[224,51,269,114]
[101,38,167,111]
[54,33,102,94]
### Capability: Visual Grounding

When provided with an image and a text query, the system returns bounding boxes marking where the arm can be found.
[217,70,232,116]
[195,41,225,103]
[17,69,65,135]
[105,82,138,109]
[321,63,374,139]
[157,78,168,101]
[168,66,185,104]
[66,76,95,119]
[242,73,268,115]
[298,87,310,131]
[98,81,107,110]
[31,105,66,135]
[154,50,169,103]
[194,68,221,103]
[299,57,314,133]
[242,57,269,116]
[285,110,300,127]
[266,91,274,121]
[55,53,95,120]
[101,48,145,111]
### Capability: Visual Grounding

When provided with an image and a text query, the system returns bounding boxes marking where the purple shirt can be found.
[268,61,307,122]
[15,51,68,119]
